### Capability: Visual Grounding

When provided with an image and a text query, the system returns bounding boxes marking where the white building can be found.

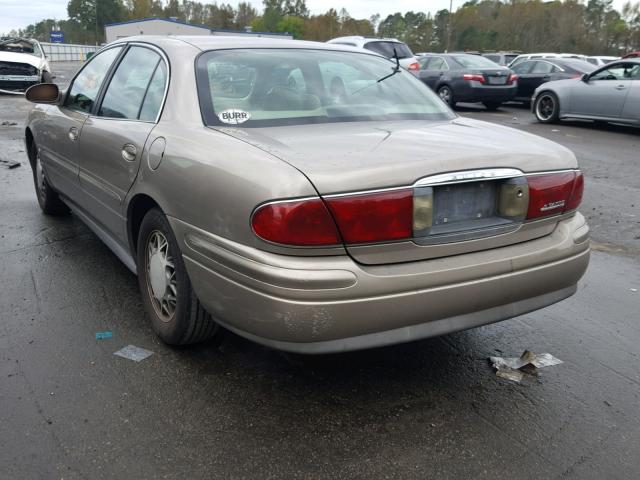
[104,17,292,43]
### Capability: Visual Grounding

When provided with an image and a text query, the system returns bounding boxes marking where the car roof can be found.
[110,35,382,55]
[328,36,402,43]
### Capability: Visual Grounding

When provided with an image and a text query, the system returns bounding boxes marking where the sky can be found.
[0,0,630,35]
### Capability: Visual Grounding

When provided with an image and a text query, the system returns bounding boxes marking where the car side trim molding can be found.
[63,196,137,274]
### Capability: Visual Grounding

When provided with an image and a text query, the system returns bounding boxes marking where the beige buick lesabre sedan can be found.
[24,36,589,353]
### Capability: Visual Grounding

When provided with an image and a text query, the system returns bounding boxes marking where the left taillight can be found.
[463,73,485,83]
[508,73,518,84]
[408,62,420,71]
[251,190,414,247]
[526,170,584,220]
[251,198,341,246]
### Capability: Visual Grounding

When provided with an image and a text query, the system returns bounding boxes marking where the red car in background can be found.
[622,51,640,59]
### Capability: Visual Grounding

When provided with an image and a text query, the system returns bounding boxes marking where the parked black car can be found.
[417,54,517,110]
[510,58,595,103]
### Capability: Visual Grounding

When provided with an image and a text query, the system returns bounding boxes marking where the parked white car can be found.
[585,56,619,66]
[509,53,587,67]
[0,37,52,94]
[327,36,420,73]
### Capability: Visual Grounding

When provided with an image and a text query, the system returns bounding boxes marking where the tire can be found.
[437,85,455,107]
[30,141,69,215]
[483,101,502,111]
[41,71,53,83]
[534,91,560,123]
[136,208,219,345]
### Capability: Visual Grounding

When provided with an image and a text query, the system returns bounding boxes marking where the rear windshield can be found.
[453,55,503,69]
[196,49,455,128]
[363,41,413,59]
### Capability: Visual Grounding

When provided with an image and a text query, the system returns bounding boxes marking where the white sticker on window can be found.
[218,109,251,124]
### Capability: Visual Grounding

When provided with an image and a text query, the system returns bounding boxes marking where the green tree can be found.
[67,0,126,43]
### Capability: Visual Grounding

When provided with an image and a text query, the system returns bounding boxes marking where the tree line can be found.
[3,0,639,55]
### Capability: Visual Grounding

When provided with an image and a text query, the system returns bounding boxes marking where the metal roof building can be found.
[104,18,292,43]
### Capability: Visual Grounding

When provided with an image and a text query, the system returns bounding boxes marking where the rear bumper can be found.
[455,83,517,103]
[171,213,589,353]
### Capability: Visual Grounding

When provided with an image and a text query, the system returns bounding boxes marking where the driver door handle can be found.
[68,127,79,142]
[615,85,627,90]
[121,144,137,162]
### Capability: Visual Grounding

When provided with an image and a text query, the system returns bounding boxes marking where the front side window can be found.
[66,46,123,113]
[197,49,455,128]
[590,63,637,81]
[99,46,163,120]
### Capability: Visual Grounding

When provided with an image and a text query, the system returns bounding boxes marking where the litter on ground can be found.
[489,350,563,383]
[0,159,20,169]
[95,331,113,340]
[113,345,154,362]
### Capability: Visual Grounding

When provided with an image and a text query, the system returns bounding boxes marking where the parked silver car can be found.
[25,36,589,354]
[532,59,640,125]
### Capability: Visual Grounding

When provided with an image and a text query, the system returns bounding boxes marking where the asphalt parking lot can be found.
[1,62,639,479]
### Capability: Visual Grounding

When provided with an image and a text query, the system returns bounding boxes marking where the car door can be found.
[418,57,448,89]
[37,46,123,203]
[620,64,640,122]
[511,61,535,99]
[569,62,635,118]
[76,44,168,242]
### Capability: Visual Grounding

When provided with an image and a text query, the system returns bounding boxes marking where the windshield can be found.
[363,41,413,59]
[197,49,455,128]
[453,55,504,69]
[0,38,40,57]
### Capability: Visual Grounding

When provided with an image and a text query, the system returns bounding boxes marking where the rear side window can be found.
[99,46,163,120]
[511,61,533,74]
[139,62,168,121]
[531,62,555,74]
[364,41,413,59]
[66,46,122,113]
[428,58,448,71]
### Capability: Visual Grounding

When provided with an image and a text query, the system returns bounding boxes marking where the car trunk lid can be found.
[214,118,578,264]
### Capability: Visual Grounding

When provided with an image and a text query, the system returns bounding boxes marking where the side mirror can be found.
[581,73,589,83]
[25,83,60,104]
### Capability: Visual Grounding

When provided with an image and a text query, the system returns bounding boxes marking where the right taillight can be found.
[526,170,583,220]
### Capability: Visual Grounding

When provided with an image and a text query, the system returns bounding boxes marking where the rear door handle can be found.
[121,144,137,162]
[615,85,626,90]
[68,127,79,142]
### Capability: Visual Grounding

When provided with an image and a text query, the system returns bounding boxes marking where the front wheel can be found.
[137,208,219,345]
[534,92,560,123]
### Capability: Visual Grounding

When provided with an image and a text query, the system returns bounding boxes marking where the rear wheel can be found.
[30,142,69,215]
[137,208,219,345]
[483,101,502,111]
[437,85,455,107]
[534,91,560,123]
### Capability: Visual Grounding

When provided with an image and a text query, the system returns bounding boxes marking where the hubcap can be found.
[439,88,451,104]
[146,231,177,322]
[537,95,555,120]
[35,153,46,200]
